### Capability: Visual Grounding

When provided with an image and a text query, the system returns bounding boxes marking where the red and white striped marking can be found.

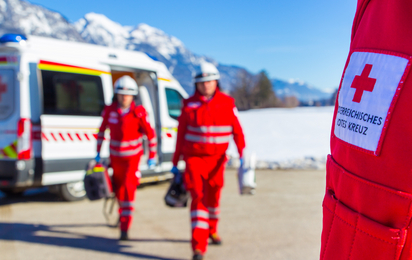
[33,130,108,142]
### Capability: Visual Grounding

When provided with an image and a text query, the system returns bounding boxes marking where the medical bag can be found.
[84,160,113,201]
[164,172,189,207]
[238,152,257,195]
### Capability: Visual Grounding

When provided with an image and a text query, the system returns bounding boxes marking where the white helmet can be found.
[194,62,220,83]
[114,76,138,95]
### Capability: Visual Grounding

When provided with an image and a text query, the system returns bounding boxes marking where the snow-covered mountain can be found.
[0,0,83,41]
[74,13,225,94]
[272,79,334,103]
[0,0,334,101]
[74,13,248,94]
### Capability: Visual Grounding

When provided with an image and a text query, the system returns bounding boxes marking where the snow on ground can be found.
[227,106,335,169]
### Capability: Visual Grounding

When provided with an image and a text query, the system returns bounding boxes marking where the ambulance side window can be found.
[42,71,104,116]
[165,88,183,120]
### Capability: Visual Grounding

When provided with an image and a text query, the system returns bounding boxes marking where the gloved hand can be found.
[239,157,244,168]
[171,166,182,184]
[148,158,156,168]
[95,153,101,163]
[171,166,180,175]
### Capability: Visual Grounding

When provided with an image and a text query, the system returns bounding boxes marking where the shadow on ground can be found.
[0,222,189,260]
[0,188,63,206]
[0,181,169,206]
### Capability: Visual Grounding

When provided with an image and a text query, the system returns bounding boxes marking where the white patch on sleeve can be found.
[334,51,410,155]
[108,112,118,124]
[233,107,239,118]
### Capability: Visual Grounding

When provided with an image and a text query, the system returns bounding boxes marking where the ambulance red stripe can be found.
[39,60,109,74]
[50,133,58,141]
[59,133,66,141]
[67,133,74,141]
[42,133,49,142]
[75,133,83,141]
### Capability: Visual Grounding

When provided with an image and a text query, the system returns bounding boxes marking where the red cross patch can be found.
[334,50,411,155]
[350,64,376,103]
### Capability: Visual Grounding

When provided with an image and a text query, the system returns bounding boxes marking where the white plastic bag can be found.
[238,152,257,195]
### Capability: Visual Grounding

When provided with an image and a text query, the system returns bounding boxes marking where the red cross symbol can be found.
[350,64,376,103]
[0,76,6,102]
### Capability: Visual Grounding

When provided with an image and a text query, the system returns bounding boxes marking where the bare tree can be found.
[231,70,283,110]
[230,70,256,110]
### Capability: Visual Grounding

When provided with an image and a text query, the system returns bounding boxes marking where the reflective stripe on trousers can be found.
[191,220,209,230]
[119,200,134,207]
[120,210,133,216]
[191,209,209,219]
[191,209,210,230]
[119,200,134,217]
[208,207,220,219]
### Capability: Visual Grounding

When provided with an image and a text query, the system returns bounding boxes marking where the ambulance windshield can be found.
[0,69,15,120]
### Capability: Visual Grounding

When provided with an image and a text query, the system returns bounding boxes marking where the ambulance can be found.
[0,34,188,201]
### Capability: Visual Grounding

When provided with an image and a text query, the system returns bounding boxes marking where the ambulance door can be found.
[110,69,160,172]
[39,60,112,189]
[157,79,187,170]
[135,71,160,171]
[0,56,21,189]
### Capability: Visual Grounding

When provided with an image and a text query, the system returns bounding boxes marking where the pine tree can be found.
[252,70,281,108]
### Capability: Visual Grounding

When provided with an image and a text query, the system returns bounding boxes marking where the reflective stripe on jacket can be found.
[97,102,157,158]
[172,88,245,165]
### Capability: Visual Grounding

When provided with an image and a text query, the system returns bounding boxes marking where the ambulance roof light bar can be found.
[0,34,27,44]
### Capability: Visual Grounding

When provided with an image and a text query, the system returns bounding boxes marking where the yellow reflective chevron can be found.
[1,140,17,159]
[93,166,105,172]
[162,127,178,132]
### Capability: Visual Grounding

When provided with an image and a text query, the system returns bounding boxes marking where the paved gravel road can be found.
[0,169,325,260]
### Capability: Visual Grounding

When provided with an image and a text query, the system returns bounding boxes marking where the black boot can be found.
[119,231,128,241]
[209,233,222,245]
[192,250,203,260]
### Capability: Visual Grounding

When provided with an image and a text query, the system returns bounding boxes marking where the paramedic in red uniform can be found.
[172,62,246,260]
[321,1,412,260]
[96,75,157,241]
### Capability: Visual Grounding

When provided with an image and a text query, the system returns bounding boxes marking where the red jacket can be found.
[321,1,412,260]
[97,102,157,159]
[172,89,245,165]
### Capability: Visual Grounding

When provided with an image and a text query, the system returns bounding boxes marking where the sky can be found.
[30,0,358,90]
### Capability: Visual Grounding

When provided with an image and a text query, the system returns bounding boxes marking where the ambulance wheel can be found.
[0,188,26,197]
[58,181,86,201]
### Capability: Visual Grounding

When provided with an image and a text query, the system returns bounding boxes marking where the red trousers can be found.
[184,154,227,253]
[110,155,141,232]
